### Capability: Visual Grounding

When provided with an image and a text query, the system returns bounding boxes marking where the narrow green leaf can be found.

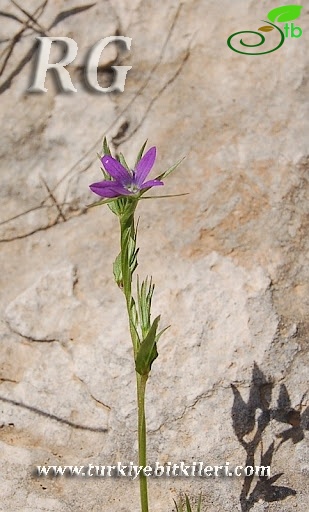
[129,247,139,274]
[135,140,148,167]
[87,193,133,213]
[156,325,170,343]
[120,228,132,295]
[267,5,303,23]
[130,296,138,326]
[136,276,156,338]
[137,275,142,328]
[130,297,141,345]
[139,193,189,200]
[173,499,181,512]
[185,495,192,512]
[135,316,160,375]
[86,197,118,208]
[128,228,139,276]
[197,494,202,512]
[156,156,185,181]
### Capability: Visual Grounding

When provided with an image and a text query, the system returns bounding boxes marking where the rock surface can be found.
[0,0,308,511]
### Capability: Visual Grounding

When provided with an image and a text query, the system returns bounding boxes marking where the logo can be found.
[227,5,303,55]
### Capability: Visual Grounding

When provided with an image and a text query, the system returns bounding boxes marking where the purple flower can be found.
[89,147,163,198]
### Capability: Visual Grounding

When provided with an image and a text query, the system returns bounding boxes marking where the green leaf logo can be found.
[267,5,303,23]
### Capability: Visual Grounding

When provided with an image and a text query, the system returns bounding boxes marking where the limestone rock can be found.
[0,0,308,510]
[5,266,79,342]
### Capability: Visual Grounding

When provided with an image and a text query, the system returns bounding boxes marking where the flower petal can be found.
[140,179,164,189]
[135,147,156,186]
[101,155,131,185]
[89,180,132,198]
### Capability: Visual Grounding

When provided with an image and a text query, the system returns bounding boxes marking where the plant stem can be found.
[119,205,150,512]
[136,372,149,512]
[120,203,139,357]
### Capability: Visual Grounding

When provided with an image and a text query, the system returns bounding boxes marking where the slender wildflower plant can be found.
[89,138,185,512]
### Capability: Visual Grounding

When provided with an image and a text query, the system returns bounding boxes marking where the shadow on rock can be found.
[231,362,298,512]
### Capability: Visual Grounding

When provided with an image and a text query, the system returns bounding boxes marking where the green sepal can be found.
[118,152,130,171]
[102,136,111,156]
[87,196,134,215]
[120,199,137,229]
[108,200,121,216]
[134,140,148,167]
[108,197,127,216]
[135,315,160,375]
[97,152,111,180]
